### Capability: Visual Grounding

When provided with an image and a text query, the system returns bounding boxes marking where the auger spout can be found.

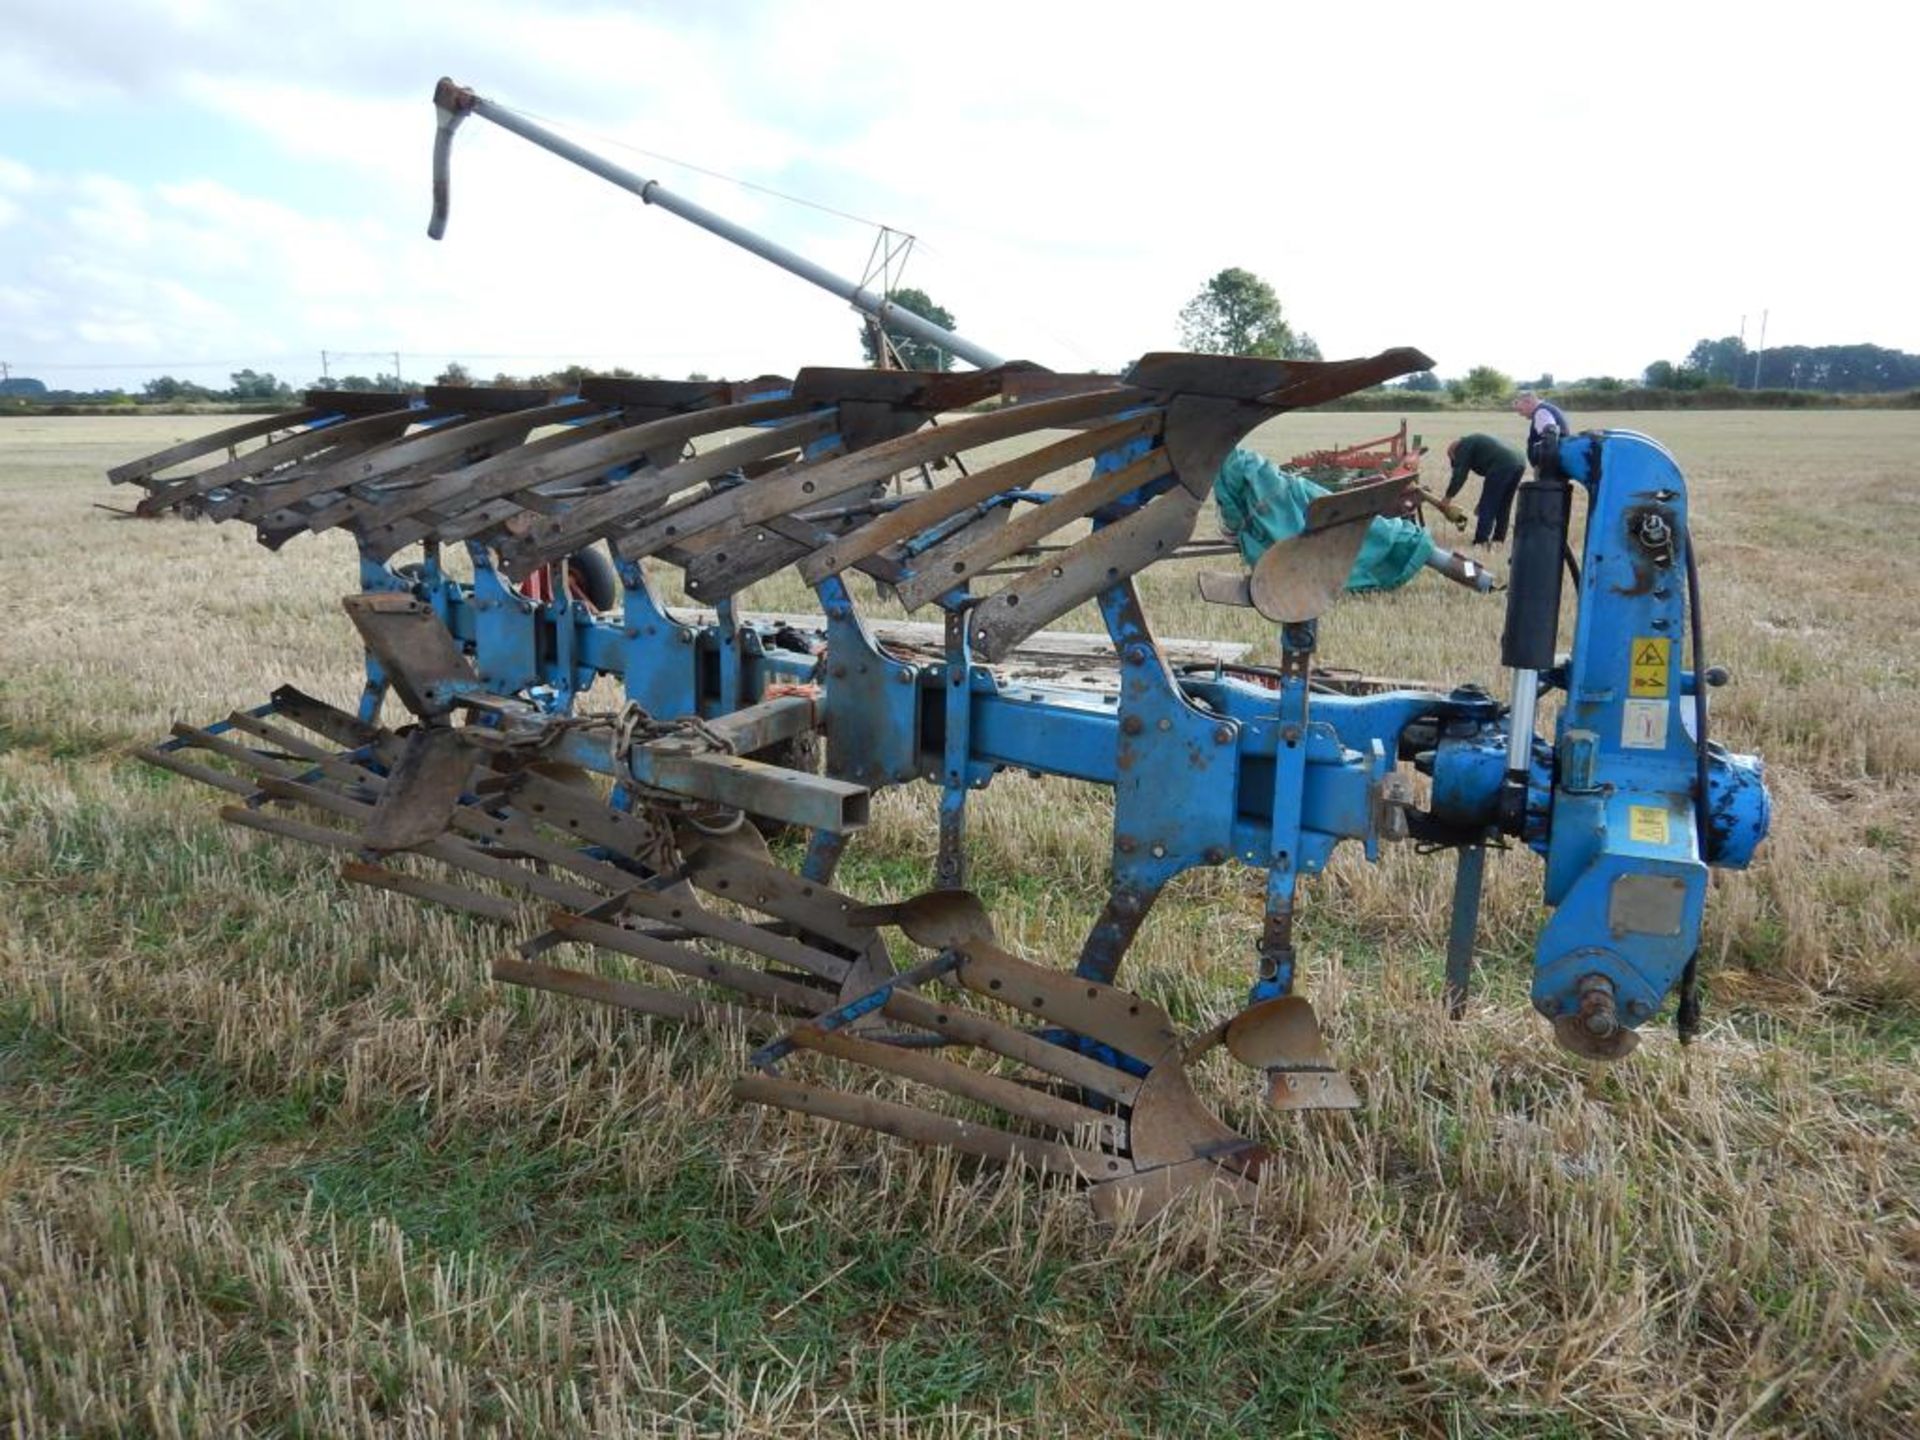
[427,78,1007,371]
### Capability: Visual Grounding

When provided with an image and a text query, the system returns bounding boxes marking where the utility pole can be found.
[1751,310,1768,390]
[393,352,403,388]
[320,350,331,382]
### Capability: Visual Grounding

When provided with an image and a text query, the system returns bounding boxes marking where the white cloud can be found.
[1,0,1914,389]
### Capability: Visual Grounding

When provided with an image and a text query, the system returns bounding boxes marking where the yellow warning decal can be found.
[1629,637,1670,697]
[1629,805,1670,845]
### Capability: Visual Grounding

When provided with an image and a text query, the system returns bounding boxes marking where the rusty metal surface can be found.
[968,489,1202,663]
[361,726,479,852]
[342,593,475,716]
[108,407,326,486]
[797,412,1162,585]
[893,448,1175,611]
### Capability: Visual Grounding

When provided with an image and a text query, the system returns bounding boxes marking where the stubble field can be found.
[2,408,1917,1437]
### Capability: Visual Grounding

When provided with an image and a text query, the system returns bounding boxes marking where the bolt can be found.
[1117,836,1137,854]
[831,664,847,679]
[896,670,913,684]
[1204,846,1228,865]
[1281,724,1302,744]
[1150,843,1166,858]
[1121,715,1144,735]
[1124,645,1148,666]
[1213,725,1234,745]
[1156,717,1172,732]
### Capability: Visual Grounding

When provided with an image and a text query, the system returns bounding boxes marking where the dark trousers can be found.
[1474,464,1524,544]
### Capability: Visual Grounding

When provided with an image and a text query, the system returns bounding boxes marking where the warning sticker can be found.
[1629,637,1671,697]
[1621,698,1669,750]
[1628,805,1670,845]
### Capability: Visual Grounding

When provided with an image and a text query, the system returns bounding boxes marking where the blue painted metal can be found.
[318,420,1766,1056]
[1526,431,1765,1032]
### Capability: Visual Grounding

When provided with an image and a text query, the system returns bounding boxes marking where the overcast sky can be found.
[2,0,1912,392]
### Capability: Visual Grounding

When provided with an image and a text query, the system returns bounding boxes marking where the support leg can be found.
[1445,841,1487,1019]
[1073,883,1163,985]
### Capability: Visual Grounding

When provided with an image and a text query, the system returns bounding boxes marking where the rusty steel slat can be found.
[496,410,840,576]
[218,710,346,763]
[355,411,636,555]
[137,408,427,516]
[683,850,880,952]
[734,1074,1123,1183]
[230,416,491,524]
[340,859,521,921]
[951,944,1181,1062]
[790,1026,1121,1141]
[135,747,266,798]
[876,989,1143,1105]
[300,398,607,536]
[795,412,1162,585]
[396,392,813,539]
[547,911,834,1014]
[892,447,1174,611]
[234,393,561,524]
[443,804,652,896]
[220,804,366,852]
[168,722,321,785]
[249,774,610,911]
[679,508,897,602]
[967,489,1202,663]
[614,388,1140,562]
[257,431,555,539]
[501,771,674,860]
[266,685,384,749]
[492,955,779,1032]
[109,408,324,485]
[617,884,851,984]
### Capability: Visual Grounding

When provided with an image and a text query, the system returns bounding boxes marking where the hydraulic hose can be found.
[1678,522,1712,1042]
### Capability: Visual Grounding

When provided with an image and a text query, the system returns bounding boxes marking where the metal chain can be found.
[607,701,737,768]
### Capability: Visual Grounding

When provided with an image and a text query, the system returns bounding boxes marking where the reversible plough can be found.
[103,81,1771,1217]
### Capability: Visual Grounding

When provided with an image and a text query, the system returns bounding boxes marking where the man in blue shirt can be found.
[1512,391,1570,469]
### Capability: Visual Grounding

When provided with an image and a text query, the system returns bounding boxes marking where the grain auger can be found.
[104,79,1771,1217]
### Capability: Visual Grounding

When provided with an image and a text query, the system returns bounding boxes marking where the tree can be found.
[1177,267,1318,359]
[227,369,290,401]
[1400,369,1442,392]
[858,287,957,372]
[1458,365,1512,404]
[1642,360,1679,389]
[1682,336,1749,387]
[435,361,473,387]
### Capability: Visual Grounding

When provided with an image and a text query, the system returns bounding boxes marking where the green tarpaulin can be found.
[1213,448,1432,593]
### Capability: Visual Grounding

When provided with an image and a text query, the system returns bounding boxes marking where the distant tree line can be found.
[1641,337,1920,393]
